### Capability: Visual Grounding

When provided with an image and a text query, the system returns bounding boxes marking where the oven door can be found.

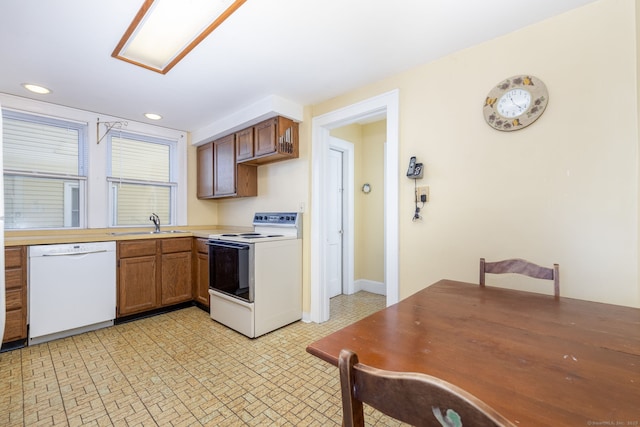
[207,240,254,303]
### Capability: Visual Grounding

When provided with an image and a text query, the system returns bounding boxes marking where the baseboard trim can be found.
[354,279,386,296]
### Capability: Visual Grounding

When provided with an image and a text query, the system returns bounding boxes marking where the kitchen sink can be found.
[110,230,189,236]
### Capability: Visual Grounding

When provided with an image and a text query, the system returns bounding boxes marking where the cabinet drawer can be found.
[195,238,208,254]
[5,267,23,290]
[5,288,23,311]
[5,247,23,268]
[119,240,157,258]
[162,237,192,254]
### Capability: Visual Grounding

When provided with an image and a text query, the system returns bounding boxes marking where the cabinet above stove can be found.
[236,116,299,166]
[196,116,299,200]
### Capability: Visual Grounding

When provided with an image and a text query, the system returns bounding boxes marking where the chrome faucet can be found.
[149,213,161,233]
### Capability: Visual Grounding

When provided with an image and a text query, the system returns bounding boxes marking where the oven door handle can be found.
[206,241,251,250]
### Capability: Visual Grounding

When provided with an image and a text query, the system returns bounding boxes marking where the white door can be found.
[327,148,343,298]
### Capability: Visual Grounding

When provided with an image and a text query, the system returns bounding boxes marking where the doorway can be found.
[310,90,399,323]
[326,138,355,299]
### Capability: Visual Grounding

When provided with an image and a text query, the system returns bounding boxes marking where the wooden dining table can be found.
[306,280,640,426]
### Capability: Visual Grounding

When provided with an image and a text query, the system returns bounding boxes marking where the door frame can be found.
[310,89,400,323]
[328,139,355,296]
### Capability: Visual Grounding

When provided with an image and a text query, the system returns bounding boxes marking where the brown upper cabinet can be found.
[197,134,257,199]
[235,127,254,162]
[197,143,214,198]
[213,134,240,197]
[235,116,299,165]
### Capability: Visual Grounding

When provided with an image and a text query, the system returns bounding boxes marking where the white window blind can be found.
[108,132,176,226]
[2,110,87,229]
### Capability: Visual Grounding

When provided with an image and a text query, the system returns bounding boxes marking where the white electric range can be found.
[207,212,302,338]
[208,212,301,243]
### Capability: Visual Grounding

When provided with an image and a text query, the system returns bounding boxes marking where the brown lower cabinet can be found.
[3,246,27,344]
[161,238,192,306]
[193,238,210,308]
[2,237,202,344]
[117,237,192,317]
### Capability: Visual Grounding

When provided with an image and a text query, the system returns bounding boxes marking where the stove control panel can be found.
[253,212,299,226]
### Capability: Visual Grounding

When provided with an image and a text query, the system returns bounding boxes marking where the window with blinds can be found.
[107,132,177,226]
[2,110,87,229]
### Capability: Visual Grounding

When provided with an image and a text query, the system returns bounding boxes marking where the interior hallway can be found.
[0,292,404,426]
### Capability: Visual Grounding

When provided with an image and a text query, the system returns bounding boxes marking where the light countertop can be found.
[4,225,253,246]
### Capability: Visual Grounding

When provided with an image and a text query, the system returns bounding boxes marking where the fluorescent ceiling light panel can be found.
[112,0,245,74]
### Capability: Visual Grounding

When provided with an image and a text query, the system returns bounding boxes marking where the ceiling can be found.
[0,0,598,134]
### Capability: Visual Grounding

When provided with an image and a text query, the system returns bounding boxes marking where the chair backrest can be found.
[338,349,516,427]
[480,258,560,298]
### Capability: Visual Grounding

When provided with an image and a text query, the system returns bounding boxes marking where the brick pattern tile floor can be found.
[1,292,407,426]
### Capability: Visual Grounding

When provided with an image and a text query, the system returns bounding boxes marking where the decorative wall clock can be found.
[483,75,548,131]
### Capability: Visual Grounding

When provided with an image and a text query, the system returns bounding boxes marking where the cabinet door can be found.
[213,134,236,196]
[194,239,210,307]
[254,118,277,157]
[197,142,214,199]
[118,255,158,316]
[235,127,254,161]
[161,251,192,305]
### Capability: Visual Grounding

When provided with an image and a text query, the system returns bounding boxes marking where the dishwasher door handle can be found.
[42,249,110,257]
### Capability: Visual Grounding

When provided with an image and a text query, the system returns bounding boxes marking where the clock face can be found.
[497,88,531,118]
[483,75,548,131]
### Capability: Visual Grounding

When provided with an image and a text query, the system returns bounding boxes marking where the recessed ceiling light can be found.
[22,83,51,94]
[144,113,162,120]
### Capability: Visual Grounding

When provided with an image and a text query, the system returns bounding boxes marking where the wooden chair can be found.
[338,349,516,427]
[480,258,560,298]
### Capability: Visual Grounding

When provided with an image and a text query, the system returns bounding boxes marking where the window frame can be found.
[2,109,88,230]
[1,94,188,229]
[106,130,179,228]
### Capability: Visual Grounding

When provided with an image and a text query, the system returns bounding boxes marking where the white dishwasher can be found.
[28,241,116,345]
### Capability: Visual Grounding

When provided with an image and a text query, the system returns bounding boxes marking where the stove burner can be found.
[244,234,284,239]
[240,233,261,237]
[221,234,239,237]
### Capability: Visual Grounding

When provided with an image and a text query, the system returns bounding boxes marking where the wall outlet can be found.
[417,186,429,202]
